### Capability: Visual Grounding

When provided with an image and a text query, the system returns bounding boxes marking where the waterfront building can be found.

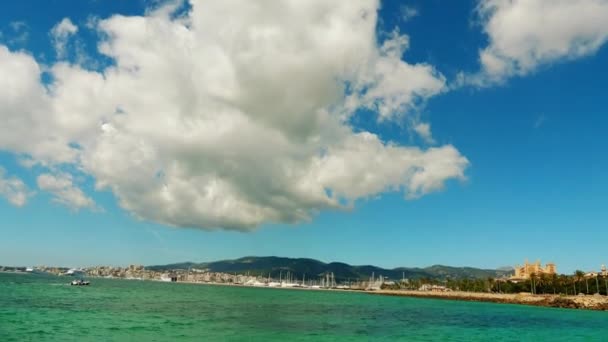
[511,260,556,280]
[419,284,450,292]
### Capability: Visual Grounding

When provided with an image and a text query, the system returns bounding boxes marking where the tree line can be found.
[383,271,608,296]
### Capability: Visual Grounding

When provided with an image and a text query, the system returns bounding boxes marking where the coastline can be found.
[108,276,608,311]
[5,271,607,311]
[370,290,608,311]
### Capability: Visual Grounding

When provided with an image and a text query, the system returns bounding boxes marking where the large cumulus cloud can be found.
[0,0,468,230]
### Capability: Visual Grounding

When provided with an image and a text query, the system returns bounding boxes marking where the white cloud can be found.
[50,18,78,59]
[401,6,419,22]
[468,0,608,85]
[346,29,446,120]
[414,122,435,144]
[36,173,98,211]
[302,133,466,201]
[7,21,29,45]
[85,15,100,30]
[0,167,31,207]
[534,114,546,129]
[0,0,468,230]
[0,46,76,164]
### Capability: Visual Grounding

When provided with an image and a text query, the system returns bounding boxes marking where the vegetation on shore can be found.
[382,271,608,296]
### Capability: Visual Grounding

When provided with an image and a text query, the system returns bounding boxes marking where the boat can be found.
[70,279,90,286]
[64,268,85,276]
[160,274,178,282]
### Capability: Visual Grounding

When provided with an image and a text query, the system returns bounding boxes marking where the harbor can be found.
[4,259,608,311]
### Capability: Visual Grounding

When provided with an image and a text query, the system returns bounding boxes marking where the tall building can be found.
[512,260,556,280]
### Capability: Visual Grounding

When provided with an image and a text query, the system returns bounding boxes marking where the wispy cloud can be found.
[534,114,547,129]
[414,122,436,144]
[37,173,100,212]
[7,21,29,45]
[50,18,78,59]
[400,5,419,22]
[0,167,33,207]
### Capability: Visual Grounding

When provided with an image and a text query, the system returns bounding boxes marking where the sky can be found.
[1,0,607,274]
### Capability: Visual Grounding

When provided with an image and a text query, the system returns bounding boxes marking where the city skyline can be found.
[1,0,608,273]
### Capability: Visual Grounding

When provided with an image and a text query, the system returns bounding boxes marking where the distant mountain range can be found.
[147,256,513,281]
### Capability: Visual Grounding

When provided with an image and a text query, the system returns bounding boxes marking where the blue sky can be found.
[1,0,607,274]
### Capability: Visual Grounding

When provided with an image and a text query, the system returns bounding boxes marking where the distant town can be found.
[0,264,388,290]
[1,259,607,295]
[4,258,608,310]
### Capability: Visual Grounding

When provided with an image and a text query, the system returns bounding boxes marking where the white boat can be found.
[280,282,298,288]
[65,268,84,276]
[160,274,177,282]
[244,279,266,287]
[70,279,90,286]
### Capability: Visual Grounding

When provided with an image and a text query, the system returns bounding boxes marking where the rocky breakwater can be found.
[371,290,608,311]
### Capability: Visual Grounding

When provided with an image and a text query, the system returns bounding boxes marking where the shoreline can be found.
[369,290,608,311]
[117,277,608,311]
[5,272,607,311]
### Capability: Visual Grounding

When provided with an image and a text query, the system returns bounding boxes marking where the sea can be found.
[1,272,606,341]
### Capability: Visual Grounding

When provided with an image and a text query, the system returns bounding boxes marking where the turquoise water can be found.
[1,273,606,341]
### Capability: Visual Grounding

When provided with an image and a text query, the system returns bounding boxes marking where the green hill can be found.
[147,256,512,281]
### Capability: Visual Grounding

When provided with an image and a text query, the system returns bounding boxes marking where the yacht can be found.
[70,279,90,286]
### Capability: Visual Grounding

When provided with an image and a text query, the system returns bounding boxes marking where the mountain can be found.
[147,256,512,281]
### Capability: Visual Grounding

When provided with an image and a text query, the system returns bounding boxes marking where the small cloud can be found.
[18,156,38,169]
[463,0,608,87]
[400,5,419,22]
[50,18,78,59]
[9,21,27,32]
[414,122,436,144]
[7,21,29,45]
[0,167,33,207]
[74,40,100,70]
[534,114,546,129]
[85,15,100,30]
[37,172,100,212]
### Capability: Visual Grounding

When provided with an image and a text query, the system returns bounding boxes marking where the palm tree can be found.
[557,274,568,295]
[574,270,585,295]
[537,273,549,294]
[550,273,559,294]
[529,272,537,294]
